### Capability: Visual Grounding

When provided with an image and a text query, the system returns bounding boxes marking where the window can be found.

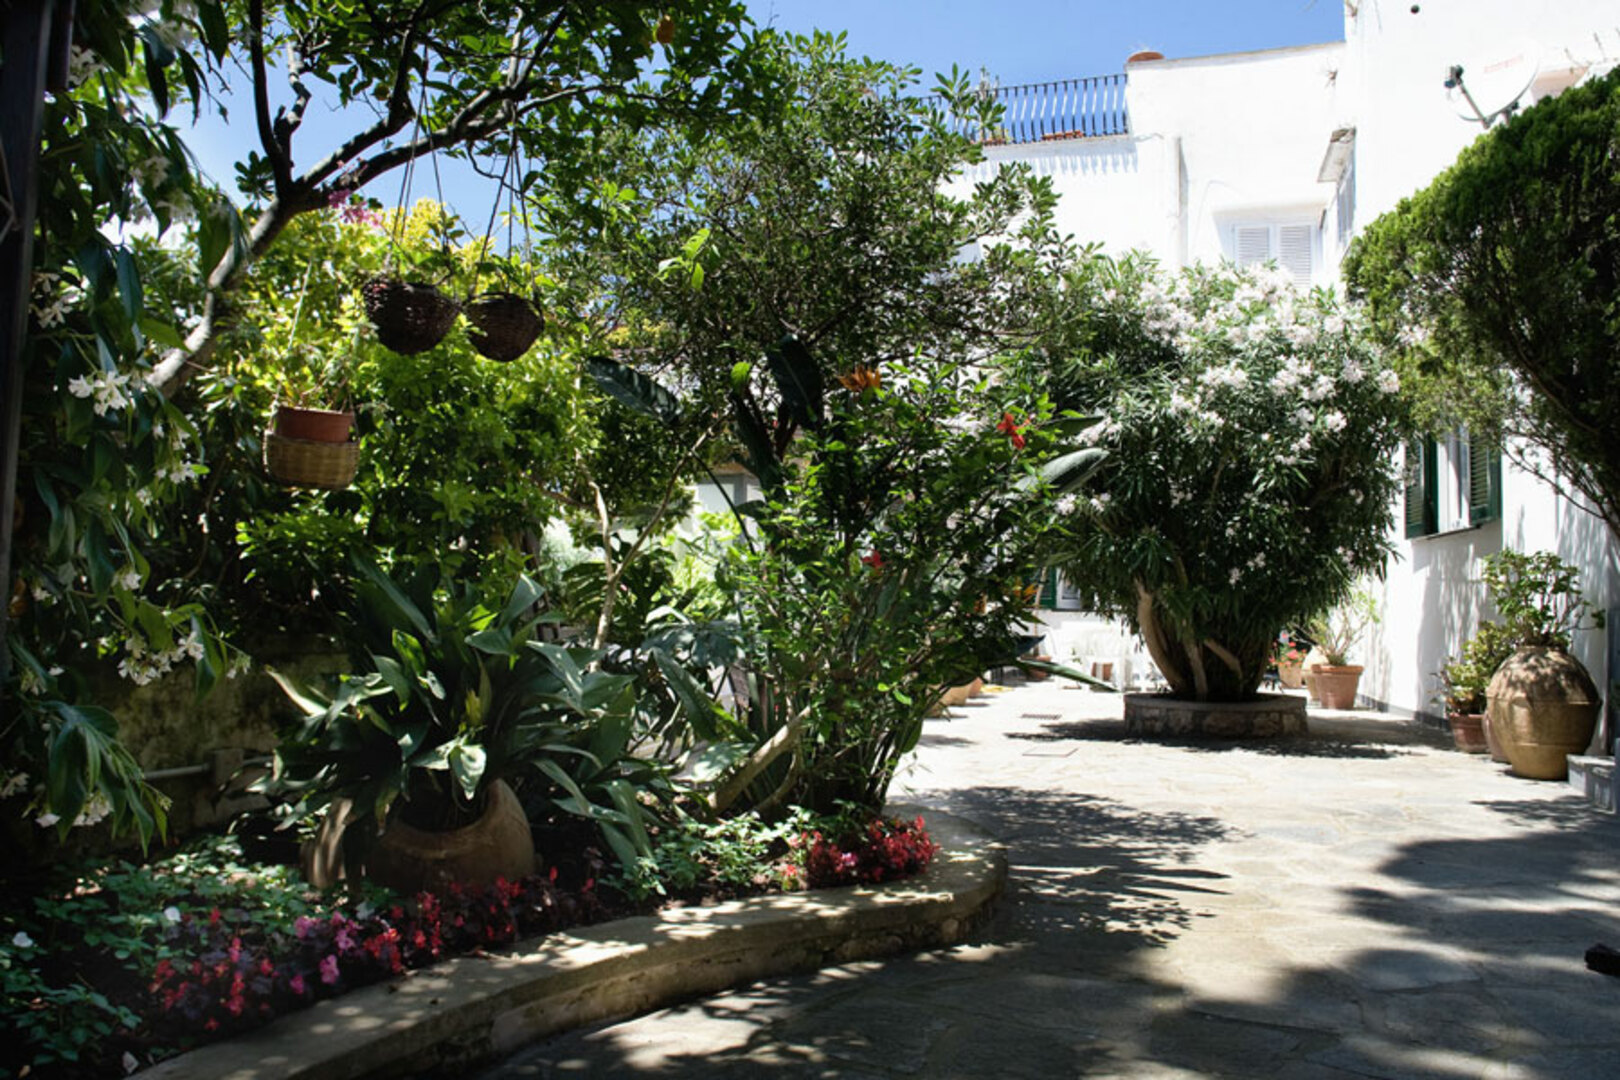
[1230,221,1316,288]
[1404,430,1501,538]
[1335,152,1356,249]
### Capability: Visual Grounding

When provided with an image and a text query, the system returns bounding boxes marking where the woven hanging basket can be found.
[264,431,360,490]
[465,291,542,363]
[361,278,460,355]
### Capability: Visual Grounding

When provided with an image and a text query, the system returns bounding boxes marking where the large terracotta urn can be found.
[367,780,536,893]
[1485,646,1601,780]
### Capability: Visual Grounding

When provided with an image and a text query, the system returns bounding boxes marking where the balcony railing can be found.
[957,74,1130,145]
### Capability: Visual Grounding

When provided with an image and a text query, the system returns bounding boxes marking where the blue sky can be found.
[745,1,1346,85]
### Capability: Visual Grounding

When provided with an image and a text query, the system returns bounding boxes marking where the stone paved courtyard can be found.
[476,681,1620,1079]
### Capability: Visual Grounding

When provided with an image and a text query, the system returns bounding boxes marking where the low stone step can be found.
[1566,754,1617,814]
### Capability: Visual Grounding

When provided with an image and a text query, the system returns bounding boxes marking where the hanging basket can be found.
[465,291,542,363]
[264,407,359,489]
[361,278,460,355]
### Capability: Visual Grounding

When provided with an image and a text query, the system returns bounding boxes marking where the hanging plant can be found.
[465,290,542,362]
[462,146,543,362]
[363,98,464,356]
[264,258,361,489]
[361,277,461,355]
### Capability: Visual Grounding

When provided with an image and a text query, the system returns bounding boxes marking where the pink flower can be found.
[319,954,340,986]
[289,973,306,996]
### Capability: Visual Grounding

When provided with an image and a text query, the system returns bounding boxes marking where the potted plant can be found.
[264,342,360,489]
[1272,633,1308,689]
[1482,550,1606,780]
[1307,587,1379,710]
[266,557,657,892]
[1433,621,1515,753]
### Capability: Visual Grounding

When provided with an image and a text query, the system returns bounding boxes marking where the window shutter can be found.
[1235,226,1271,268]
[1038,567,1058,609]
[1404,438,1437,538]
[1277,225,1314,287]
[1468,433,1502,525]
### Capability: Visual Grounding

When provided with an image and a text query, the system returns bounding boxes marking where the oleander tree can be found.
[1036,256,1406,702]
[1343,67,1620,543]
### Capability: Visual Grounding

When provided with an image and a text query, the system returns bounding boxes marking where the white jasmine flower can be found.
[1,772,29,799]
[1229,568,1243,585]
[35,812,60,828]
[1397,323,1430,348]
[164,906,182,924]
[12,931,34,948]
[115,567,141,591]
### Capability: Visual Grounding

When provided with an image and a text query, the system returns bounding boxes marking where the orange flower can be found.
[838,364,881,392]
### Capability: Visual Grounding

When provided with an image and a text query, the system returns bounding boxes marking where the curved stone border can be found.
[1124,691,1307,737]
[140,807,1004,1080]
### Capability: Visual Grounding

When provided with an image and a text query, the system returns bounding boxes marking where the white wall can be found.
[1341,1,1619,729]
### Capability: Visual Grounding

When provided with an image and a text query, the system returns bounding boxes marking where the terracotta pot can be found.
[1312,664,1363,710]
[273,405,354,443]
[367,779,535,894]
[1277,661,1305,690]
[1485,645,1601,780]
[1027,657,1052,682]
[1446,712,1488,754]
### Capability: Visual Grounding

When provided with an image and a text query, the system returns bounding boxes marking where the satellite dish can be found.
[1445,42,1539,127]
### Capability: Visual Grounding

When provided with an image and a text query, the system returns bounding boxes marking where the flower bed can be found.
[2,815,938,1078]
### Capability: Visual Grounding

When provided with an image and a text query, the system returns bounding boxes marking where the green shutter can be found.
[1468,434,1502,526]
[1038,567,1058,608]
[1404,438,1437,538]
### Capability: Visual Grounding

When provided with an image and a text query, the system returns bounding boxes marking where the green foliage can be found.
[0,834,320,1075]
[1036,256,1405,701]
[541,30,1062,418]
[717,351,1084,814]
[1344,68,1620,541]
[614,807,823,900]
[1479,549,1605,651]
[1436,621,1517,715]
[5,0,761,841]
[266,559,664,871]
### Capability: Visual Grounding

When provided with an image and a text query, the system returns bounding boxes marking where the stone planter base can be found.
[1124,692,1307,738]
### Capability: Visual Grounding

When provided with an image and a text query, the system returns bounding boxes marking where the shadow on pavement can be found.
[467,786,1232,1078]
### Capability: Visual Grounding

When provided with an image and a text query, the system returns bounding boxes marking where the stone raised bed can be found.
[1124,691,1307,738]
[139,807,1004,1080]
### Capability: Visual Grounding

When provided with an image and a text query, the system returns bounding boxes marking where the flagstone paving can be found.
[474,681,1620,1079]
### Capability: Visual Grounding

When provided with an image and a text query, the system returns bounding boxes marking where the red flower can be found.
[997,412,1027,450]
[861,550,885,570]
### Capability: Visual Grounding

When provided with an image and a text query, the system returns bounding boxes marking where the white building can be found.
[970,0,1619,746]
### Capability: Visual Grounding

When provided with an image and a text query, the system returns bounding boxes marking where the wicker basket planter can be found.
[265,406,359,490]
[465,291,542,363]
[361,278,460,355]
